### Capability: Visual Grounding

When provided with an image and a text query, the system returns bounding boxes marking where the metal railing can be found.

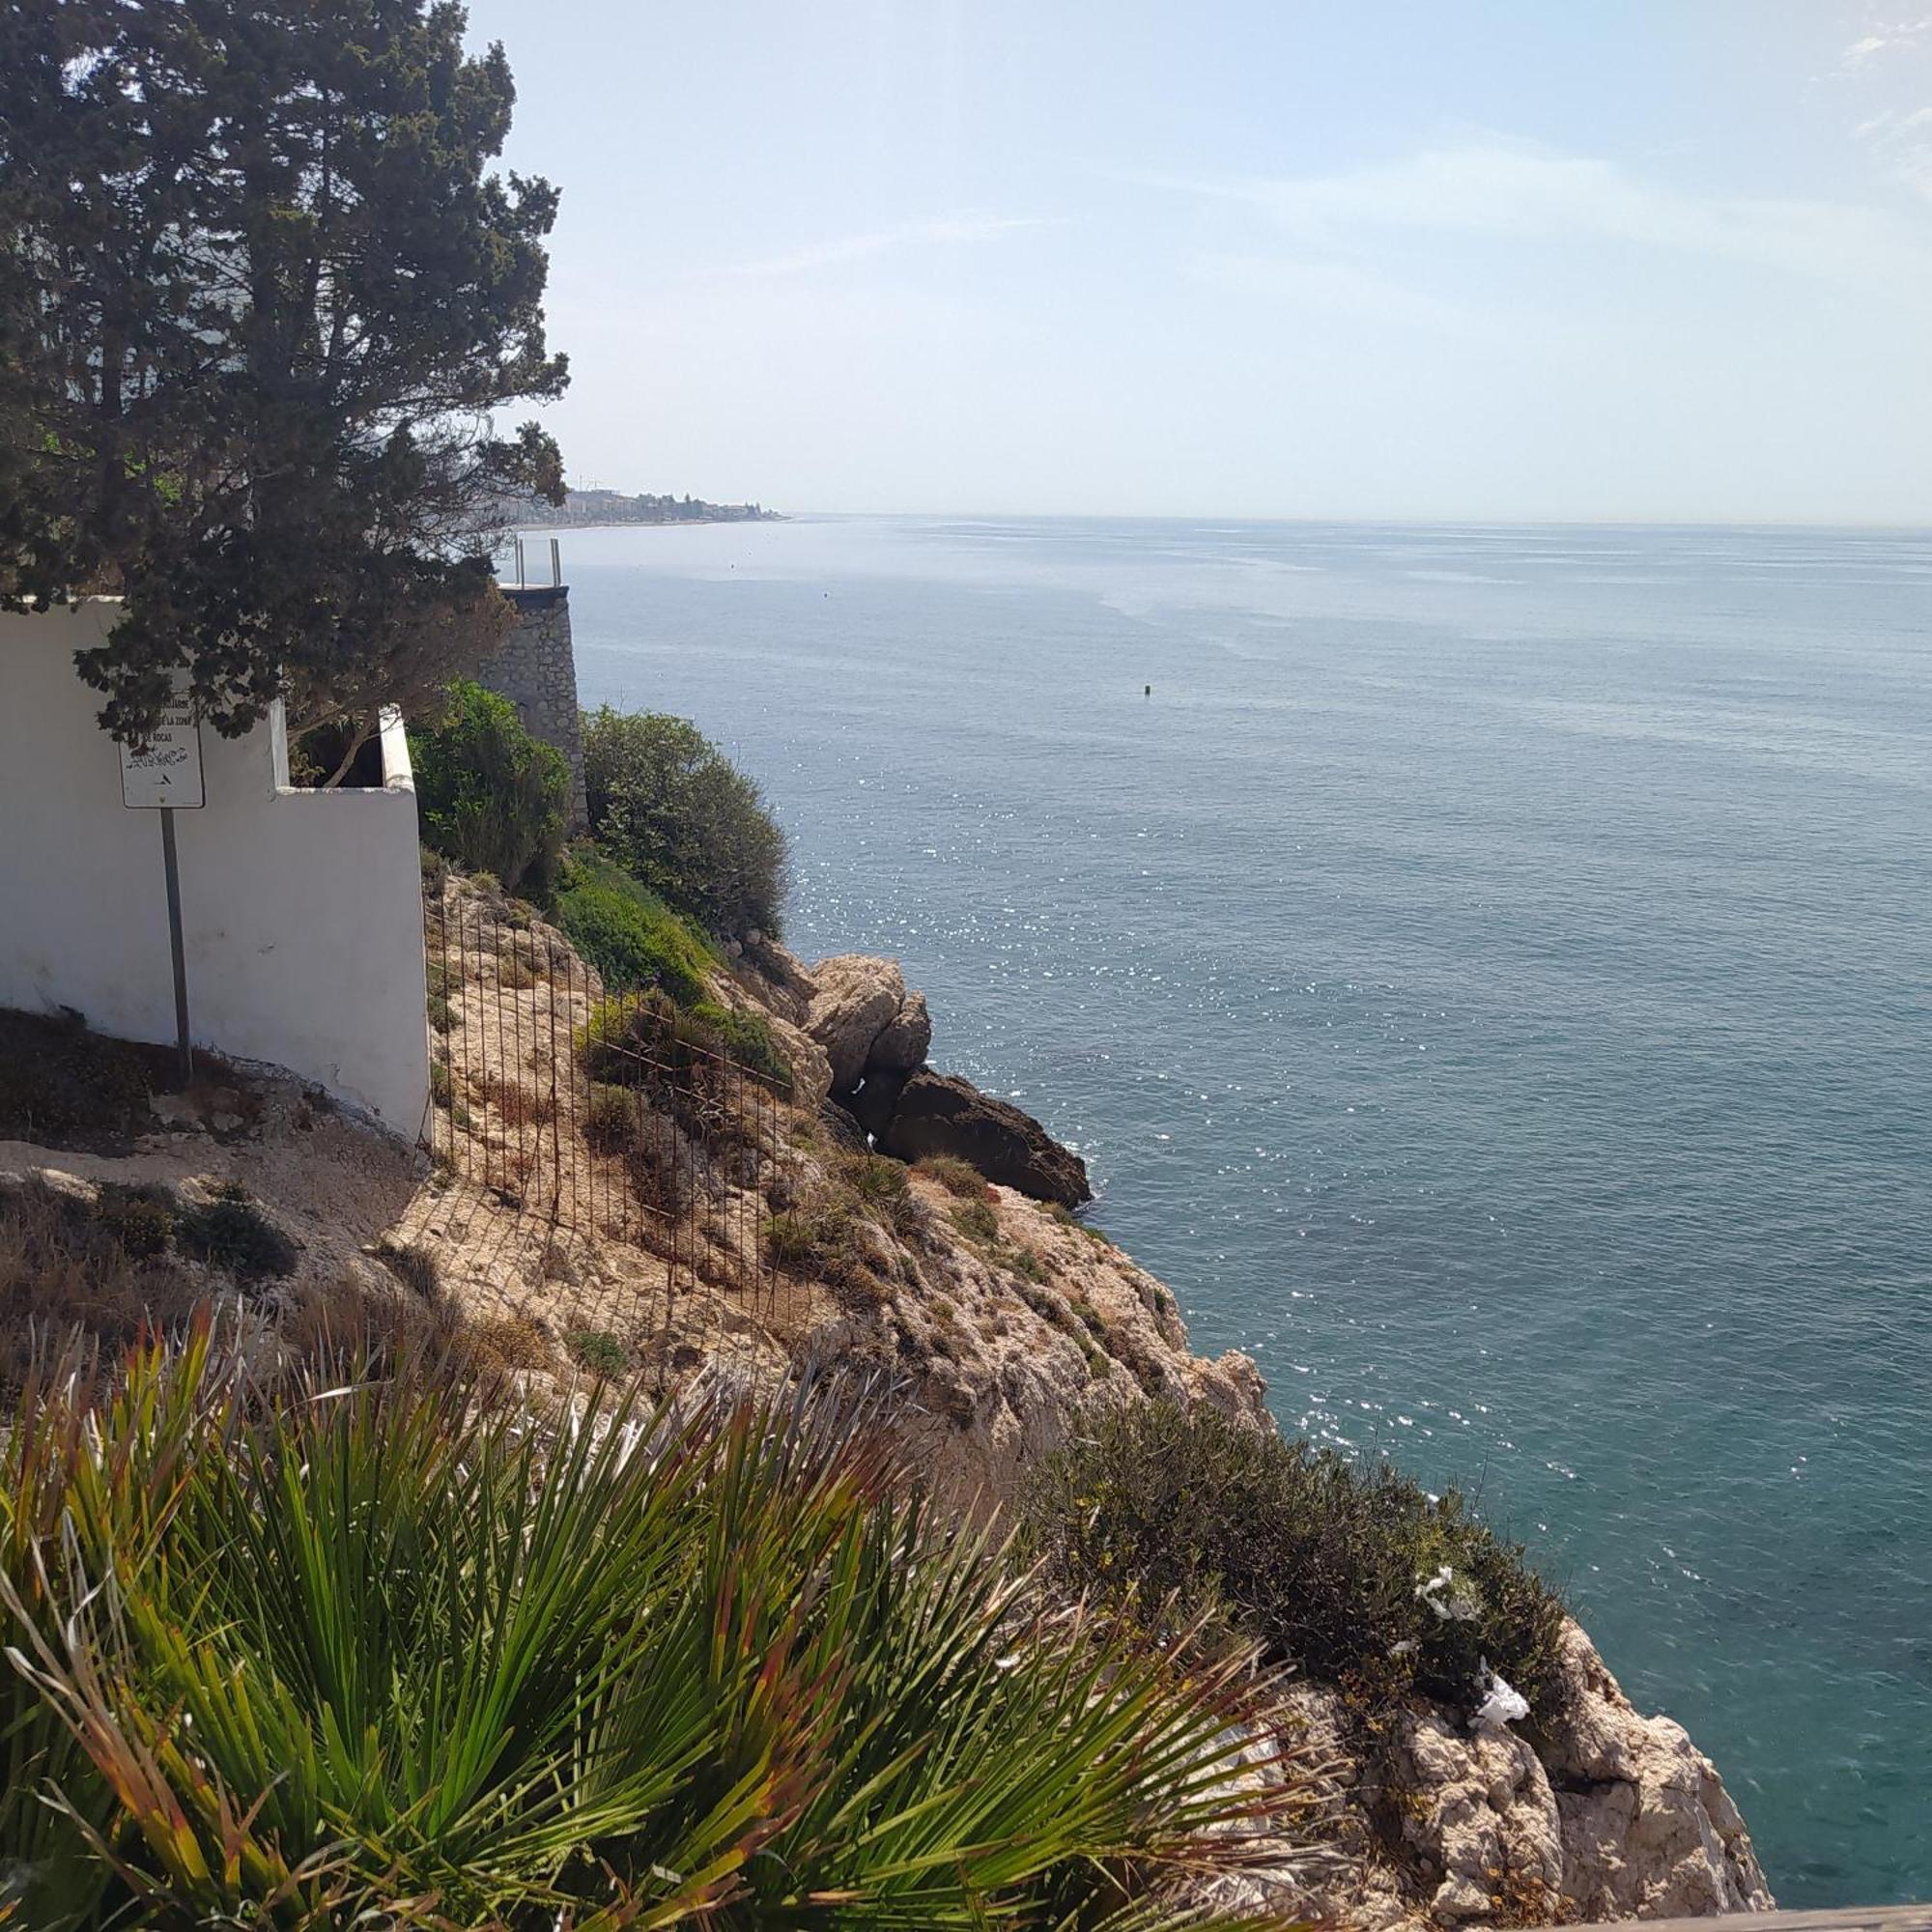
[422,881,805,1343]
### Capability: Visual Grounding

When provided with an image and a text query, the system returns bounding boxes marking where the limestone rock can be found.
[735,937,817,1026]
[806,954,910,1095]
[1216,1621,1772,1932]
[1542,1621,1772,1921]
[867,989,931,1076]
[811,1177,1273,1513]
[875,1070,1092,1207]
[1393,1709,1565,1924]
[760,1013,833,1113]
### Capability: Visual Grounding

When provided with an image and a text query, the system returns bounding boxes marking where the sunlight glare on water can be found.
[560,515,1932,1905]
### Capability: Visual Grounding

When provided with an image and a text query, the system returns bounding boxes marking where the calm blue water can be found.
[557,516,1931,1904]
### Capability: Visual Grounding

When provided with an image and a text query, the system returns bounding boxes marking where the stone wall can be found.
[483,585,588,831]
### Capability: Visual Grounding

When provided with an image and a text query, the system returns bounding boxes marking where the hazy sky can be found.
[461,1,1932,521]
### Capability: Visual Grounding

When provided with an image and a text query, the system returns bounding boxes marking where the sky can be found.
[460,1,1932,522]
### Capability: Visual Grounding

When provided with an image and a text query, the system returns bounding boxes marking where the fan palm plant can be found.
[1,1323,1305,1928]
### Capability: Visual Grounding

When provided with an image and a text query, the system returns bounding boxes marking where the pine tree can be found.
[0,0,568,767]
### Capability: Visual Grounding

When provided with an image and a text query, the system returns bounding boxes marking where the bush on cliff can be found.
[582,707,789,939]
[1020,1400,1567,1715]
[0,1326,1293,1927]
[552,850,714,1006]
[578,989,793,1098]
[411,682,571,897]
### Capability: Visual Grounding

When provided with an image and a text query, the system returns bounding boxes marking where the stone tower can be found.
[483,582,588,832]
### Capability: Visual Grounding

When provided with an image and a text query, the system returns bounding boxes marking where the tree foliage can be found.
[0,0,567,750]
[582,707,790,939]
[411,681,568,895]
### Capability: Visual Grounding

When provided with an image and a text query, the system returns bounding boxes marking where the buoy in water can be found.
[1144,684,1152,696]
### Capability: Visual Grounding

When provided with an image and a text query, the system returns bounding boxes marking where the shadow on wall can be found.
[0,602,432,1138]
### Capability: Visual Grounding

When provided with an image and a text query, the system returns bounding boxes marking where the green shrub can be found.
[95,1183,175,1259]
[765,1193,869,1289]
[582,1080,639,1152]
[0,1335,1291,1925]
[564,1326,632,1378]
[553,851,714,1006]
[581,707,789,938]
[578,990,714,1087]
[411,682,570,897]
[1020,1401,1568,1715]
[691,999,792,1093]
[580,989,792,1097]
[177,1191,298,1281]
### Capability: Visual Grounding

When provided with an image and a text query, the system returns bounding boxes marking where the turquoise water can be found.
[560,516,1932,1904]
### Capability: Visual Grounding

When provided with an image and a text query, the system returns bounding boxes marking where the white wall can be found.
[0,603,430,1138]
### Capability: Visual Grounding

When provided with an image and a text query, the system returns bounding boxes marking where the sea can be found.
[554,514,1931,1905]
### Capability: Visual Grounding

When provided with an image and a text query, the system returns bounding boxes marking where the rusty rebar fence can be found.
[422,882,797,1337]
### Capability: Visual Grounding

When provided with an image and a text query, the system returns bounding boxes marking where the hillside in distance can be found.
[504,486,781,528]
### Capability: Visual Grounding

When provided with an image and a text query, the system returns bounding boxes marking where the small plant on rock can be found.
[565,1327,633,1379]
[951,1198,1000,1246]
[916,1153,991,1201]
[765,1192,869,1292]
[178,1191,298,1282]
[94,1184,175,1259]
[583,1082,639,1152]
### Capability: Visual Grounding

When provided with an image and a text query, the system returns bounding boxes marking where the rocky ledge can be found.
[751,943,1093,1206]
[725,936,1774,1930]
[1212,1620,1772,1928]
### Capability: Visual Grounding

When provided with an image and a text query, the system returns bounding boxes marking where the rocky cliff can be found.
[0,879,1774,1929]
[733,932,1774,1927]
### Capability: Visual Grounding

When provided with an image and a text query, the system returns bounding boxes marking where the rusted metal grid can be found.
[422,886,803,1342]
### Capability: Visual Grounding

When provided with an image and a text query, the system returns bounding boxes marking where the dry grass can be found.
[0,1181,201,1392]
[837,1151,926,1239]
[0,1181,469,1395]
[914,1154,993,1201]
[467,1309,558,1374]
[275,1271,468,1367]
[474,1072,558,1129]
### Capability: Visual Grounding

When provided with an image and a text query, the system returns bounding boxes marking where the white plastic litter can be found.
[1474,1660,1530,1729]
[1415,1563,1479,1622]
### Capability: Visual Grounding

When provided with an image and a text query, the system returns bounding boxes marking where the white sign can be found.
[118,678,205,809]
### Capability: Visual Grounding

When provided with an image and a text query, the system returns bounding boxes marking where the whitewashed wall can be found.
[0,602,430,1137]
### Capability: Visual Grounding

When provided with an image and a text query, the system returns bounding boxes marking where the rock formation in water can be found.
[795,947,1091,1205]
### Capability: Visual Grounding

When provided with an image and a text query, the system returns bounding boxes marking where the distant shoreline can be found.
[514,513,786,534]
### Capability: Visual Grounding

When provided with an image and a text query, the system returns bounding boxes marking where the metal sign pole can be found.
[159,806,193,1084]
[117,671,205,1088]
